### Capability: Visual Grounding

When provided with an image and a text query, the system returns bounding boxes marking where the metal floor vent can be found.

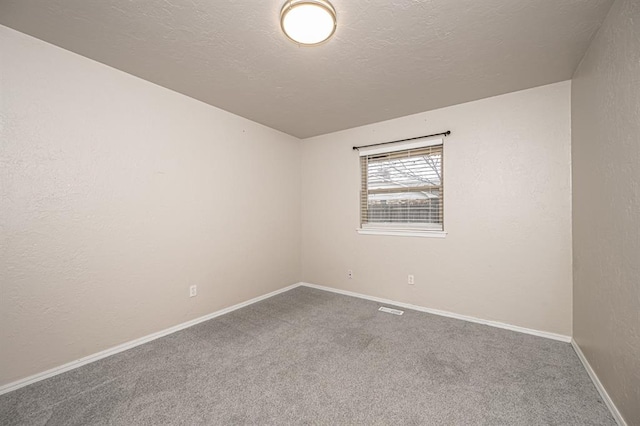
[378,306,404,315]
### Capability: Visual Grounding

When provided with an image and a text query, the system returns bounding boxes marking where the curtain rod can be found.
[352,130,451,151]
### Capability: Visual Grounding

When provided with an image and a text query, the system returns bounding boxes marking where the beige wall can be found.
[571,0,640,424]
[0,26,301,386]
[301,81,573,336]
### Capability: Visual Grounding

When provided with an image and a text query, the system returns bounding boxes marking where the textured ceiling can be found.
[0,0,613,138]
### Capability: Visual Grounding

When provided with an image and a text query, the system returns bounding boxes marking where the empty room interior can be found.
[0,0,639,425]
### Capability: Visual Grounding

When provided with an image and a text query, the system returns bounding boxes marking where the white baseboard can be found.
[571,339,627,426]
[0,281,576,397]
[300,282,572,343]
[0,282,302,396]
[4,281,622,425]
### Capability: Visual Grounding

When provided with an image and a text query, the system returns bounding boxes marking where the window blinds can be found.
[360,144,443,230]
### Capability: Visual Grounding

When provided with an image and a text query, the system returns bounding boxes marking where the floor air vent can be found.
[378,306,404,315]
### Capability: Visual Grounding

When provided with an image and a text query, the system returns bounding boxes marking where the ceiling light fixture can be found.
[280,0,337,46]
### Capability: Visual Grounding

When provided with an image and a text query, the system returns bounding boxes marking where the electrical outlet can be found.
[347,269,353,279]
[189,285,197,297]
[408,275,415,285]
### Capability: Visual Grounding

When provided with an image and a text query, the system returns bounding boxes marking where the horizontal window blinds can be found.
[360,144,443,230]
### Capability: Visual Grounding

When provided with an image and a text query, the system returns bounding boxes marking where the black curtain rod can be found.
[352,130,451,151]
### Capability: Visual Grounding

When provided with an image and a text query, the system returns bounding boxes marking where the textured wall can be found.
[0,26,301,386]
[571,0,640,424]
[301,82,573,336]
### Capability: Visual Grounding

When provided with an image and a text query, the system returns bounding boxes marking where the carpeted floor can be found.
[0,286,615,425]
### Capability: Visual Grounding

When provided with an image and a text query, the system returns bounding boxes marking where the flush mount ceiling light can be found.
[280,0,337,46]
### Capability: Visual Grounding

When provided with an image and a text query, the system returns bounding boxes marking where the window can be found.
[358,137,445,237]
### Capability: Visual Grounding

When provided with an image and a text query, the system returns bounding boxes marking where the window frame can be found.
[356,136,447,238]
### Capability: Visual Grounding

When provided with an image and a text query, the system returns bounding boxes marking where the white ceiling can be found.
[0,0,613,138]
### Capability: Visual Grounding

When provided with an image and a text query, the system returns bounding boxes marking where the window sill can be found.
[356,228,447,238]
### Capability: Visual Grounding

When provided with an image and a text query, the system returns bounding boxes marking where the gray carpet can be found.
[0,286,615,425]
